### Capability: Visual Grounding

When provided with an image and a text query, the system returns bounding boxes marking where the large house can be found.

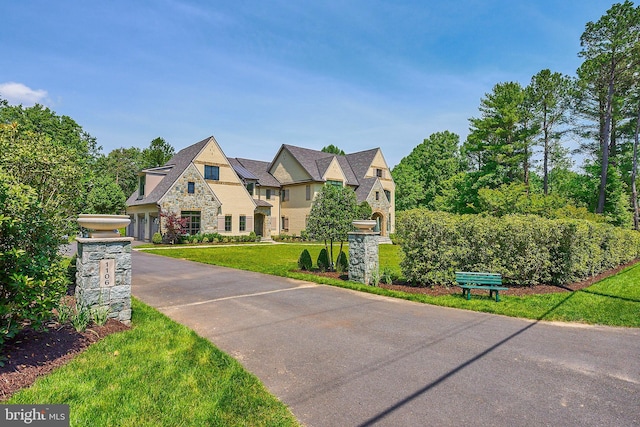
[125,136,395,241]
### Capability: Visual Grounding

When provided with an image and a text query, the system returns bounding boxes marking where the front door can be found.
[254,213,264,236]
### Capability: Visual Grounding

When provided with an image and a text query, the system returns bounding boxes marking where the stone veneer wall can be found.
[159,164,221,234]
[366,180,391,213]
[366,180,391,234]
[76,237,133,324]
[348,232,379,285]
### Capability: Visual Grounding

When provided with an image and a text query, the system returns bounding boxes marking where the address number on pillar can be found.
[99,259,116,287]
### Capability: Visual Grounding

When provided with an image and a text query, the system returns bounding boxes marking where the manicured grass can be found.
[143,244,640,327]
[8,298,300,427]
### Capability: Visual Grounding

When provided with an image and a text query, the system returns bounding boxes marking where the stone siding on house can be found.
[159,164,221,234]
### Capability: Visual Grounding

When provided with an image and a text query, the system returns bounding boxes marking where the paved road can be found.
[132,250,640,427]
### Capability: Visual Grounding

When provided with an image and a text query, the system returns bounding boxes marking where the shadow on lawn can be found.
[356,292,578,427]
[578,289,640,303]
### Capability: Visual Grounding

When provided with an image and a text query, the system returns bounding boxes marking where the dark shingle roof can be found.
[281,144,333,181]
[278,144,360,185]
[126,136,210,206]
[345,148,379,180]
[354,177,377,203]
[126,138,385,209]
[232,158,282,188]
[315,157,334,179]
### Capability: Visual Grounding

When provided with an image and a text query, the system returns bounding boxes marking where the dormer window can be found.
[138,175,146,198]
[376,168,383,178]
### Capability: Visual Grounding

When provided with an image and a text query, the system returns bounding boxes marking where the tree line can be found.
[0,99,175,348]
[392,1,640,229]
[0,98,175,218]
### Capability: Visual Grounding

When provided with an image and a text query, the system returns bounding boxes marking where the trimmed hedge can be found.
[397,209,640,286]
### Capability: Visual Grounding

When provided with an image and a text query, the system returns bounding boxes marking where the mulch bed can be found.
[309,259,638,297]
[0,319,129,401]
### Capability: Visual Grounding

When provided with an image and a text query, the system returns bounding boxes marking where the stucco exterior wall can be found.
[280,183,324,235]
[322,158,346,183]
[270,150,311,184]
[144,172,166,196]
[192,138,256,234]
[254,186,280,234]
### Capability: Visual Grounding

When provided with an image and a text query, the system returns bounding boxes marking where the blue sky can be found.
[2,1,612,168]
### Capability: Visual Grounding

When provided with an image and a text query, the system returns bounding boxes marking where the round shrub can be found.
[298,249,312,270]
[152,232,163,244]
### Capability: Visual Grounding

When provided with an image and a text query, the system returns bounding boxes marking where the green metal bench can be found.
[455,272,508,302]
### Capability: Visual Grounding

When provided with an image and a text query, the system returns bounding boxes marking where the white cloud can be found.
[0,82,48,106]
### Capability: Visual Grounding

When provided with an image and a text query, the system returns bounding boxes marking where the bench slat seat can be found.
[455,271,508,302]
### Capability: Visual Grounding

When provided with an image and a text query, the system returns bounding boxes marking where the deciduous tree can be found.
[142,137,174,169]
[320,144,345,155]
[307,185,359,269]
[391,131,462,211]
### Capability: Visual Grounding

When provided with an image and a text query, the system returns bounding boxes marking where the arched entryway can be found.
[371,212,387,236]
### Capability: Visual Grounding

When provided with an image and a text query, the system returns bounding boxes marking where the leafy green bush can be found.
[71,303,91,332]
[317,248,330,272]
[336,251,348,273]
[397,209,640,286]
[297,249,312,270]
[90,305,110,326]
[152,232,163,244]
[381,267,394,285]
[0,175,67,350]
[56,301,73,325]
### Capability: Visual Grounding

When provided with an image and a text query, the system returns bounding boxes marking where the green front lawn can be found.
[8,298,299,427]
[143,244,640,327]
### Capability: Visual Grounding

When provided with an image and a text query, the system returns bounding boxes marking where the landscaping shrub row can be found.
[397,209,640,286]
[297,248,348,273]
[272,230,312,242]
[154,231,258,244]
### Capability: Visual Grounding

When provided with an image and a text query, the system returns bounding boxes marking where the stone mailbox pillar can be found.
[76,215,133,324]
[348,220,379,285]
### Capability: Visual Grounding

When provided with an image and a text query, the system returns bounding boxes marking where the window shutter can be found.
[271,217,277,230]
[217,215,225,230]
[246,216,254,231]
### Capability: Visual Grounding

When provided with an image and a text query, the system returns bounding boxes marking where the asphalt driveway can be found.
[132,250,639,427]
